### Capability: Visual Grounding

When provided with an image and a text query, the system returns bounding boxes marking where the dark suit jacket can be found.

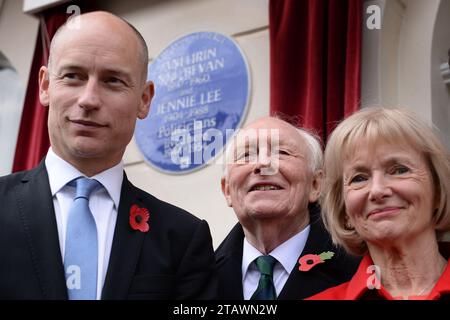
[0,161,217,299]
[215,205,360,299]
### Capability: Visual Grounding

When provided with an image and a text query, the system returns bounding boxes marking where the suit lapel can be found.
[218,220,339,300]
[278,215,333,299]
[15,161,67,299]
[215,224,245,299]
[101,175,146,299]
[218,206,357,300]
[278,204,358,300]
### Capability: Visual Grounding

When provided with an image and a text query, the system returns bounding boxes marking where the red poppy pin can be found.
[129,204,150,232]
[298,251,334,272]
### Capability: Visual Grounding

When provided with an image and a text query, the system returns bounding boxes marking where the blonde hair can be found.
[322,107,450,255]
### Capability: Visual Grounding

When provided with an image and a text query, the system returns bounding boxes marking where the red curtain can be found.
[269,0,362,142]
[13,2,95,172]
[12,10,66,172]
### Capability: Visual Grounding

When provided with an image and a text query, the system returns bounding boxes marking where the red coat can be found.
[307,255,450,300]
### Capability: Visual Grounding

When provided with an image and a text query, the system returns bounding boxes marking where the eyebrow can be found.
[345,164,368,173]
[347,155,416,171]
[104,69,134,84]
[54,64,84,74]
[56,64,135,84]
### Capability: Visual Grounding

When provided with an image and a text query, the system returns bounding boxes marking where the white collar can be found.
[45,147,123,209]
[242,224,310,275]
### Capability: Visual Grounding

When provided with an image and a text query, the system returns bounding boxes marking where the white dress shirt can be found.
[45,148,123,300]
[242,225,310,300]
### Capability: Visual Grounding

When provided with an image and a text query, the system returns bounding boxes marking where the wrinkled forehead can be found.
[224,125,307,168]
[234,122,305,150]
[55,28,134,55]
[51,15,140,60]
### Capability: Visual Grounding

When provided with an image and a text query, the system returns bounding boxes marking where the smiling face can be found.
[222,118,322,229]
[343,139,437,246]
[38,12,153,174]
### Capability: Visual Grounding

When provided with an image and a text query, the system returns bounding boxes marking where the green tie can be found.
[250,255,277,300]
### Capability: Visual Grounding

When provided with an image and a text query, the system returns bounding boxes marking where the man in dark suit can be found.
[0,11,216,300]
[216,117,359,299]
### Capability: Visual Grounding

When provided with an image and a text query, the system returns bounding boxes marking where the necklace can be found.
[390,257,447,300]
[416,286,431,296]
[396,280,437,300]
[411,284,433,298]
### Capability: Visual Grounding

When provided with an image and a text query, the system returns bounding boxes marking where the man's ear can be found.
[38,66,50,107]
[309,169,323,203]
[137,81,154,119]
[221,176,233,207]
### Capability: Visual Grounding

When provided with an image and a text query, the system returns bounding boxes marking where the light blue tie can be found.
[64,177,101,300]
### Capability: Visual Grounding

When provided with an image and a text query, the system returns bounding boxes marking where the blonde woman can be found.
[309,107,450,300]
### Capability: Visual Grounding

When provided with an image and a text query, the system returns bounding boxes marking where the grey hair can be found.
[295,128,323,173]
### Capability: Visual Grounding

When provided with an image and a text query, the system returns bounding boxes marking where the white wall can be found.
[0,0,38,175]
[430,0,450,146]
[397,0,441,123]
[362,0,405,107]
[362,0,450,149]
[0,0,38,84]
[0,68,25,176]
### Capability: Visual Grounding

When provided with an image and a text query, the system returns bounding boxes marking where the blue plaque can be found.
[135,32,250,174]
